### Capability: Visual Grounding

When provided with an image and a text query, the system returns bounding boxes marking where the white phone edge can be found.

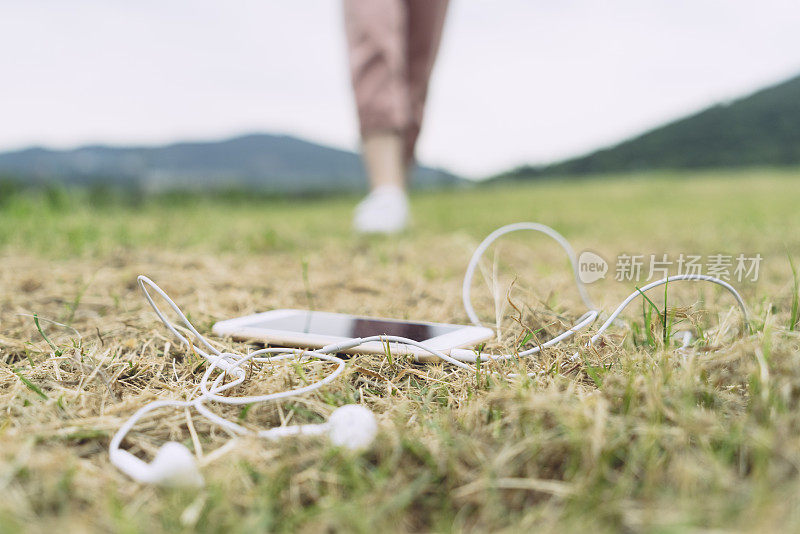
[211,309,493,362]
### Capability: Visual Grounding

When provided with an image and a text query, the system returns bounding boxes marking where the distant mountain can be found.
[0,133,462,193]
[498,73,800,180]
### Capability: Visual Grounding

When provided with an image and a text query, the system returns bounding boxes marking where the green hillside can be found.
[0,134,461,193]
[500,73,800,179]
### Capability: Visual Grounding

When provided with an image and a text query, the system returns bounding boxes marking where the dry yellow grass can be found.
[1,170,800,532]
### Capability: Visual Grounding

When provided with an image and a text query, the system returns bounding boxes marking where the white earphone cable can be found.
[110,222,750,486]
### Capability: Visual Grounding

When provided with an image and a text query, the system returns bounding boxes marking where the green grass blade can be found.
[33,313,61,355]
[788,253,799,331]
[12,368,48,400]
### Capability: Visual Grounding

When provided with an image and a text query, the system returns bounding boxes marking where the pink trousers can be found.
[344,0,449,163]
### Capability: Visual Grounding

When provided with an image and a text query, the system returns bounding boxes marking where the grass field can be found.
[2,169,800,532]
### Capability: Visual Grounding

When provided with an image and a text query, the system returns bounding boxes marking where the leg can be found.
[404,0,449,166]
[345,0,411,234]
[344,0,407,191]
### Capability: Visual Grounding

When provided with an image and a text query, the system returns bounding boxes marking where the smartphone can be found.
[211,309,493,362]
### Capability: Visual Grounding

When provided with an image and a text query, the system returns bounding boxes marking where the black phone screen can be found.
[249,311,460,342]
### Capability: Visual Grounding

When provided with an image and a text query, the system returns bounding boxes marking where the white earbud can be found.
[328,404,378,450]
[110,441,204,488]
[110,404,379,488]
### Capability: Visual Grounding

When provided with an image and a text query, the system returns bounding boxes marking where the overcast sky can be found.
[2,1,800,178]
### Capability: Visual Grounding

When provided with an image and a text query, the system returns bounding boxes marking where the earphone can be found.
[110,222,749,486]
[109,277,378,486]
[109,399,376,487]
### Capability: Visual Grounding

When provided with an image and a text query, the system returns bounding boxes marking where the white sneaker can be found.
[353,185,409,234]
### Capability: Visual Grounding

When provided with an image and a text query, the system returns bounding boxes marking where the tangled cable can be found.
[110,222,750,487]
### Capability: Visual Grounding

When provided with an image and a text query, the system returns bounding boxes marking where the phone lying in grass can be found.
[212,309,493,362]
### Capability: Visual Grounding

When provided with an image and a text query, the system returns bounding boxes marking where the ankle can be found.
[362,132,406,191]
[370,184,406,195]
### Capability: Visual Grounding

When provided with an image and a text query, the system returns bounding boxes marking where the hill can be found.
[499,73,800,179]
[0,133,461,193]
